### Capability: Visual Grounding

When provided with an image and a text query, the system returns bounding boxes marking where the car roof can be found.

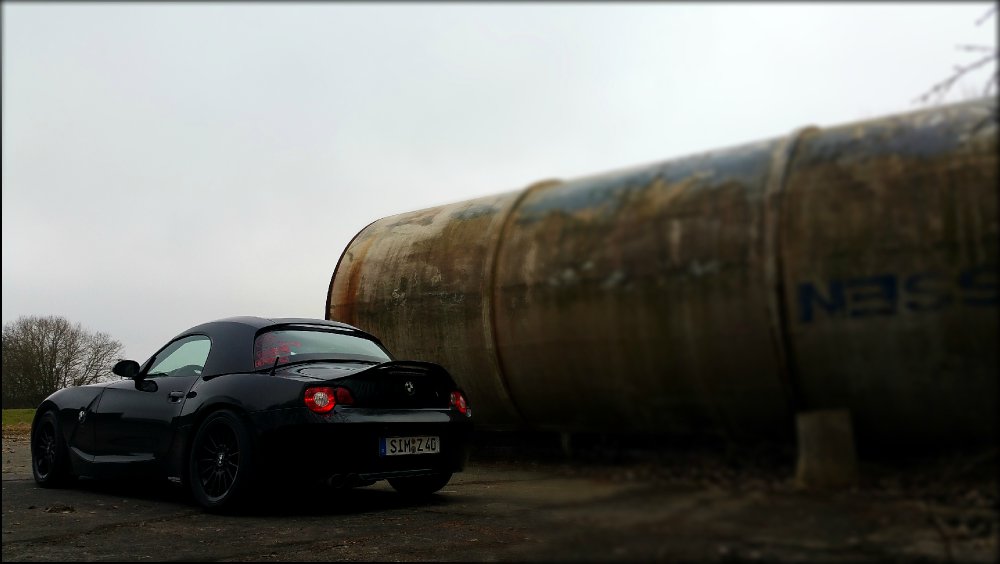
[157,316,374,377]
[195,316,361,331]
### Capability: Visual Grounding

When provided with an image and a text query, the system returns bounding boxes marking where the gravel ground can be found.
[3,429,997,562]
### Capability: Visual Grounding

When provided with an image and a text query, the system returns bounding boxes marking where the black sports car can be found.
[30,317,473,509]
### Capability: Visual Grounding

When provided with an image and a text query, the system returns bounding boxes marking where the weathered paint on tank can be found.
[778,102,998,445]
[328,191,528,425]
[327,98,998,446]
[492,140,792,438]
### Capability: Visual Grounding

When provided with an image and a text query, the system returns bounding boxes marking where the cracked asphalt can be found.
[3,433,997,562]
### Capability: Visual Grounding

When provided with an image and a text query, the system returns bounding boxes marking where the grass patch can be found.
[3,408,35,426]
[3,408,34,438]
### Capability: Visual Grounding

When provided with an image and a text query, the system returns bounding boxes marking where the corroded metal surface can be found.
[328,98,998,445]
[328,192,527,426]
[779,102,998,445]
[491,146,791,438]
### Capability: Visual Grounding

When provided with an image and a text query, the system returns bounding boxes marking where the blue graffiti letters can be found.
[904,272,953,312]
[960,264,998,306]
[846,275,897,318]
[797,280,844,323]
[797,264,997,323]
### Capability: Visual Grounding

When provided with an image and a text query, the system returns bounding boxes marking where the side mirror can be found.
[112,360,142,380]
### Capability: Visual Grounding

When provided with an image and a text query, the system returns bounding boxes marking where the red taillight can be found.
[304,386,354,413]
[334,387,354,406]
[450,390,470,416]
[304,387,336,413]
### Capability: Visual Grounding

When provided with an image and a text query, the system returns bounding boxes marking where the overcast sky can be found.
[2,2,996,361]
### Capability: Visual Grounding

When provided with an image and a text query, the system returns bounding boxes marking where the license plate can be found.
[380,436,440,456]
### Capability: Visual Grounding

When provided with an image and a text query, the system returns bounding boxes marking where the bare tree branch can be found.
[955,44,994,52]
[2,315,124,408]
[916,53,998,104]
[916,10,998,105]
[976,6,996,26]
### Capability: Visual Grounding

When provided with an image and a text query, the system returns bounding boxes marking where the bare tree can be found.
[916,6,998,105]
[1,315,124,408]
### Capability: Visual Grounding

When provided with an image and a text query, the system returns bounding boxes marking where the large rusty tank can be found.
[327,98,998,446]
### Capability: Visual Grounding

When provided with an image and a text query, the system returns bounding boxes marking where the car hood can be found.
[86,380,121,389]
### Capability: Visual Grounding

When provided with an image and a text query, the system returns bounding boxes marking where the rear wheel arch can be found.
[189,402,251,431]
[185,404,257,510]
[183,403,255,470]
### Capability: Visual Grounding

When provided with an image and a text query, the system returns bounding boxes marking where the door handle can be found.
[168,391,185,403]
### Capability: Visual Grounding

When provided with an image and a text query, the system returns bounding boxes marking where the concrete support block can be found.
[795,409,859,489]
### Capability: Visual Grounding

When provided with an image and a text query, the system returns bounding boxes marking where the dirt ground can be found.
[2,431,997,562]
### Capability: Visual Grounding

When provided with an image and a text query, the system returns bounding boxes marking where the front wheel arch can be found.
[31,408,74,487]
[31,401,59,428]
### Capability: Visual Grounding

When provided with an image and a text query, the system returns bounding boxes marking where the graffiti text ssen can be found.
[797,264,996,323]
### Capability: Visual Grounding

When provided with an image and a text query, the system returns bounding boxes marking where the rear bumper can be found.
[249,406,473,482]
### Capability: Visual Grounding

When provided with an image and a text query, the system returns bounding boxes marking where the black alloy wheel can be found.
[32,410,71,487]
[189,410,254,510]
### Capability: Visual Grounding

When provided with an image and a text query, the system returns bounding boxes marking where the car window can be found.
[147,335,211,378]
[254,329,391,368]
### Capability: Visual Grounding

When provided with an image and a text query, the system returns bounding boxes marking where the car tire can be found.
[188,409,254,511]
[387,472,452,496]
[31,410,73,487]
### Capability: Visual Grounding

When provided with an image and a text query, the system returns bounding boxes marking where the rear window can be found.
[253,328,391,369]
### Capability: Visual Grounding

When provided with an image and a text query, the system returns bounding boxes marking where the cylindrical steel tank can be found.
[327,99,998,446]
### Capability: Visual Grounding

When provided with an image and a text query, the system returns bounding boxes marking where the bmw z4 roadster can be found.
[30,317,473,510]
